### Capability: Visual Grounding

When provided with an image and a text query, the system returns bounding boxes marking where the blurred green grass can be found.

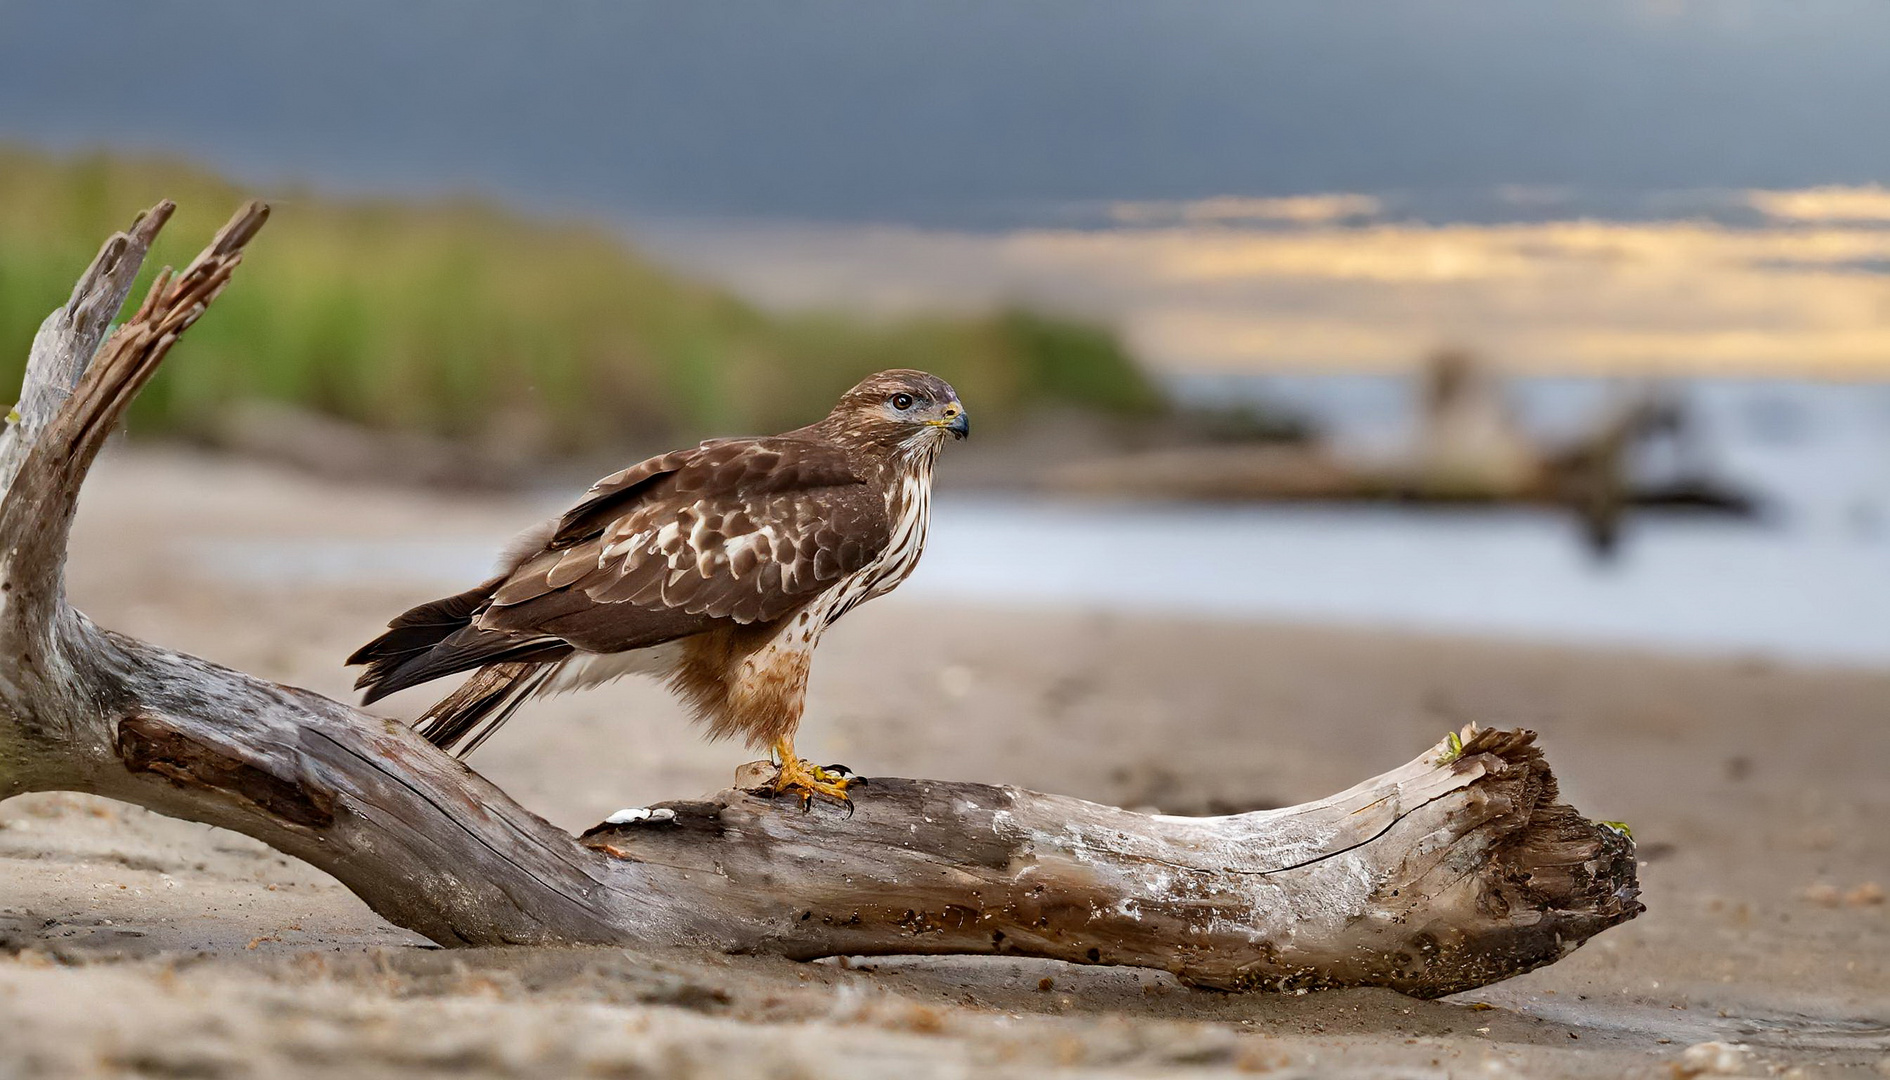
[0,147,1163,452]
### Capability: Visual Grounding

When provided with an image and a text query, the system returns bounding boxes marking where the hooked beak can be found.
[930,404,969,440]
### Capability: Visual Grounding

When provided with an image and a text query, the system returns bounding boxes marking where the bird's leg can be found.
[768,735,855,813]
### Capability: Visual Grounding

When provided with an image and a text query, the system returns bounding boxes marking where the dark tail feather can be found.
[414,661,564,756]
[350,580,572,755]
[355,630,568,706]
[349,579,527,704]
[347,582,495,699]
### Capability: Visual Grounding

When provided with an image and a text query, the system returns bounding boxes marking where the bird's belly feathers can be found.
[824,469,932,625]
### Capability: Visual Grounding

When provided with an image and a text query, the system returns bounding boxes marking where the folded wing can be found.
[350,437,891,710]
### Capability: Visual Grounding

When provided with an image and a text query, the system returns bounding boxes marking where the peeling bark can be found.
[0,201,1642,997]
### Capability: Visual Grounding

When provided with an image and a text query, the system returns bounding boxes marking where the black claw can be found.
[799,792,813,813]
[823,764,868,787]
[841,796,855,819]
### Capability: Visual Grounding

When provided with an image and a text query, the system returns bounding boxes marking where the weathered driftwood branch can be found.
[0,202,1641,996]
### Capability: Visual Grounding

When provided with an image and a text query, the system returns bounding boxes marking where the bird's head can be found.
[823,369,968,451]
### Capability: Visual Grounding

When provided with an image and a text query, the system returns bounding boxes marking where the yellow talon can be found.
[769,738,856,814]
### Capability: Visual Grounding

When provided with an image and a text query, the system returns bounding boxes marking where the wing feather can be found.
[551,449,697,548]
[476,437,890,651]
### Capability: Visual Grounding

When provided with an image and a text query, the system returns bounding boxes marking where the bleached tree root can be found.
[0,202,1641,998]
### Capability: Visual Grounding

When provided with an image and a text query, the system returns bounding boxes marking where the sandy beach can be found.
[2,449,1886,1078]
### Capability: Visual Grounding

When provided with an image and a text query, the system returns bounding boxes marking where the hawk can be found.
[348,370,967,809]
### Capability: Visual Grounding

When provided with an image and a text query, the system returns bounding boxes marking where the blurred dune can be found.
[0,147,1162,454]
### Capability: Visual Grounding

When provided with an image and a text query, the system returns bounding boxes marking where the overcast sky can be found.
[3,0,1887,226]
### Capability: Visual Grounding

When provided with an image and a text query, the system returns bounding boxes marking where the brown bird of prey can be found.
[348,370,966,809]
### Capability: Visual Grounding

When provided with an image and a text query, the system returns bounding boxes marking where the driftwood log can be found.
[0,202,1642,997]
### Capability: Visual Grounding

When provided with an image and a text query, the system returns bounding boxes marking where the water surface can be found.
[190,377,1890,667]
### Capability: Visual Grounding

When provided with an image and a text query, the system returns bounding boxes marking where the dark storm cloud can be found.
[1,0,1886,225]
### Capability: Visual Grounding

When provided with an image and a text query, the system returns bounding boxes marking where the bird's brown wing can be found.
[477,437,893,649]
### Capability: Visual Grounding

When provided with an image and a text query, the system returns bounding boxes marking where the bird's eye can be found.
[890,393,914,410]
